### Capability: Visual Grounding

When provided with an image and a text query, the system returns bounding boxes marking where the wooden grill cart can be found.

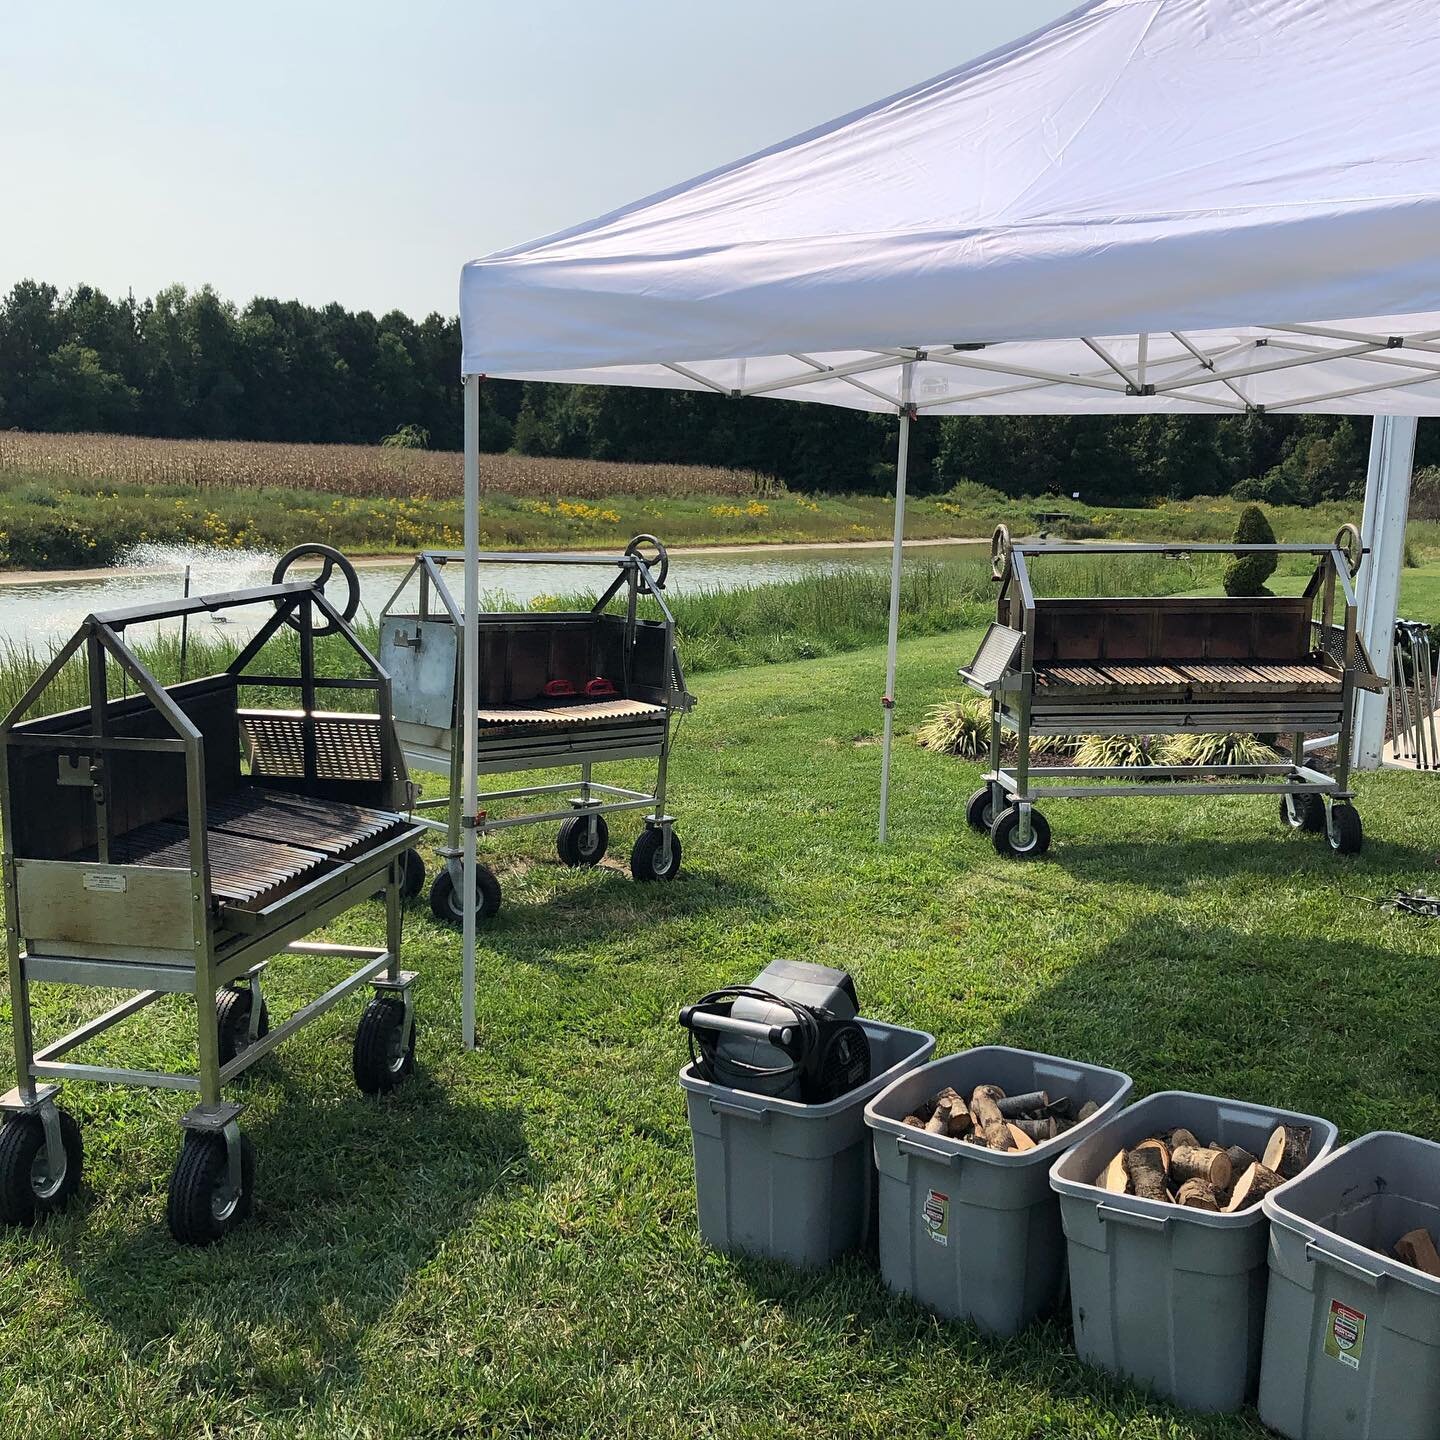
[960,525,1384,858]
[378,535,693,923]
[0,546,425,1242]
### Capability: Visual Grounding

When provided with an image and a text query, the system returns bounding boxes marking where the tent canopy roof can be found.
[460,0,1440,416]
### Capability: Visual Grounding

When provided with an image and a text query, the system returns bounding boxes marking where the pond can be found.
[0,539,983,652]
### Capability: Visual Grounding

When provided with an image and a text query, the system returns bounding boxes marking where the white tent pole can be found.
[1353,413,1418,770]
[461,374,481,1049]
[878,362,915,843]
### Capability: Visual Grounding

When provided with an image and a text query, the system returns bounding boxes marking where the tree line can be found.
[3,279,1435,505]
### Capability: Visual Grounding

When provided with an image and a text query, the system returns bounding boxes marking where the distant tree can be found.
[1223,504,1279,596]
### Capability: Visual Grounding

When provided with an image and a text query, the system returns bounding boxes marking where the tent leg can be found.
[1354,414,1416,770]
[878,365,915,843]
[461,374,481,1048]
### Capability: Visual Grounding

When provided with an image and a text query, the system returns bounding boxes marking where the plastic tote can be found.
[864,1045,1133,1336]
[1050,1091,1339,1414]
[1258,1131,1440,1440]
[679,1018,935,1269]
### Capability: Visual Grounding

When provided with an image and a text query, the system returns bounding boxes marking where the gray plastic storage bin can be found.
[680,1018,935,1269]
[864,1045,1133,1336]
[1050,1090,1338,1414]
[1258,1131,1440,1440]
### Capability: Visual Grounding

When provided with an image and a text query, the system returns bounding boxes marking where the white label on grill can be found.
[83,871,127,894]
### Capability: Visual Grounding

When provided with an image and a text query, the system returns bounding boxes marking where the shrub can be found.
[1158,733,1282,767]
[1222,504,1278,595]
[915,694,995,758]
[1073,734,1157,767]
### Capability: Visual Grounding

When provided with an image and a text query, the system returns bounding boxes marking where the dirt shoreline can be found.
[0,535,987,587]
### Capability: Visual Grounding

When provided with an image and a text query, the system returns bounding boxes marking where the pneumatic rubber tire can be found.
[166,1130,255,1245]
[214,985,270,1069]
[352,996,416,1095]
[400,848,426,900]
[631,827,682,881]
[965,786,998,833]
[1327,802,1364,855]
[429,864,501,924]
[0,1109,83,1225]
[1280,793,1326,833]
[557,814,609,867]
[990,805,1051,859]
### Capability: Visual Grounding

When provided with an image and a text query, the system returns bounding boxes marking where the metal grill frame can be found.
[0,578,424,1153]
[377,543,693,902]
[959,528,1384,847]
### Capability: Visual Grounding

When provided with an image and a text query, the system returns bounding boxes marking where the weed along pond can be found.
[0,538,985,652]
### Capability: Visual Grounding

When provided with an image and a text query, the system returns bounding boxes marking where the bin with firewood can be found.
[1049,1090,1339,1414]
[864,1046,1133,1336]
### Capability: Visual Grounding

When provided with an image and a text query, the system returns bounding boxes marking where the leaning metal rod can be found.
[461,374,481,1050]
[878,363,915,844]
[179,563,191,681]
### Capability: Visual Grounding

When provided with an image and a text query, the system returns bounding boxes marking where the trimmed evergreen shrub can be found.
[1222,504,1278,595]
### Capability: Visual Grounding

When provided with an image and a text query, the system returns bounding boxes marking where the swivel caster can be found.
[631,825,682,881]
[990,805,1051,859]
[0,1104,83,1225]
[429,863,501,923]
[215,983,269,1067]
[558,813,609,867]
[966,786,1000,833]
[353,995,417,1095]
[399,848,426,899]
[1327,802,1363,855]
[167,1123,254,1245]
[1280,794,1326,833]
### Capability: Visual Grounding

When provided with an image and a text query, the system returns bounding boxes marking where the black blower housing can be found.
[678,959,871,1104]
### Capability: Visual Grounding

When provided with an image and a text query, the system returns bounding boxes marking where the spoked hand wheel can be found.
[625,534,669,592]
[271,543,361,637]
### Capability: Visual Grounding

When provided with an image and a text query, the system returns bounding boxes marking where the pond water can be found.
[0,540,982,652]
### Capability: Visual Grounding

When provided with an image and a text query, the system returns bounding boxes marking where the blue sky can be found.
[1,1,1074,319]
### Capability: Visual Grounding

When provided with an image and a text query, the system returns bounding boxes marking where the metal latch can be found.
[394,628,423,650]
[58,754,99,787]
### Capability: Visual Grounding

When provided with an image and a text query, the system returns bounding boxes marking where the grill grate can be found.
[240,711,384,781]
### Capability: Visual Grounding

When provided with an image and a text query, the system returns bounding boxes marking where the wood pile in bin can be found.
[1393,1226,1440,1277]
[1094,1122,1313,1212]
[902,1084,1100,1150]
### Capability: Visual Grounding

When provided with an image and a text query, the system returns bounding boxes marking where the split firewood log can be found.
[1126,1143,1170,1202]
[1006,1123,1037,1152]
[1076,1100,1100,1123]
[1171,1145,1233,1191]
[1263,1124,1312,1179]
[947,1104,973,1140]
[1012,1116,1058,1143]
[924,1088,963,1134]
[996,1091,1049,1119]
[1100,1150,1130,1194]
[1176,1178,1221,1210]
[1223,1163,1283,1212]
[970,1085,1015,1151]
[1224,1144,1259,1176]
[1396,1228,1440,1277]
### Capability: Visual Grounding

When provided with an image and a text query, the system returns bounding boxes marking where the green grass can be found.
[3,625,1440,1438]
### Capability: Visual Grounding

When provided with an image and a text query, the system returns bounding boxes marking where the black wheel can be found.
[428,863,501,924]
[353,996,416,1095]
[557,813,610,867]
[965,786,999,833]
[400,847,426,900]
[1327,802,1363,855]
[631,826,682,881]
[1280,793,1326,833]
[0,1108,83,1225]
[624,533,669,591]
[215,985,269,1068]
[990,805,1051,859]
[271,543,360,636]
[166,1130,254,1245]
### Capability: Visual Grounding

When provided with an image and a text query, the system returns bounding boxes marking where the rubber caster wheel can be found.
[1327,802,1363,855]
[353,996,416,1095]
[0,1108,83,1225]
[429,863,501,924]
[990,806,1051,859]
[557,813,609,867]
[166,1130,254,1245]
[966,786,999,833]
[1281,794,1326,833]
[399,847,426,899]
[631,826,682,881]
[215,985,269,1068]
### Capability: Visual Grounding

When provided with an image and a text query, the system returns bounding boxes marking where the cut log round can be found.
[902,1114,925,1128]
[969,1085,1015,1151]
[1076,1100,1100,1123]
[1100,1150,1131,1194]
[1223,1163,1284,1213]
[1126,1144,1170,1202]
[1012,1117,1058,1143]
[1395,1228,1440,1278]
[996,1091,1049,1119]
[947,1105,973,1140]
[1176,1178,1221,1211]
[1168,1127,1200,1152]
[1171,1145,1233,1191]
[1006,1123,1037,1152]
[1132,1136,1171,1173]
[1225,1145,1259,1176]
[1263,1124,1312,1179]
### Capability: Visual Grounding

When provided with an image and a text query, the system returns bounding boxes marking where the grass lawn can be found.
[3,630,1440,1438]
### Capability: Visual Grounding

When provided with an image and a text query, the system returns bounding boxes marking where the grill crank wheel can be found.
[272,543,360,637]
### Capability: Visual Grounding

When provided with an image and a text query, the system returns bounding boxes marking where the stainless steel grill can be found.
[960,525,1384,858]
[378,534,693,922]
[0,547,426,1242]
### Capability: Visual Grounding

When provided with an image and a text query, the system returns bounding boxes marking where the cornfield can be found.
[0,431,768,500]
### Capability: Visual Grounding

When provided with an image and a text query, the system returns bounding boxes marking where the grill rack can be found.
[959,525,1384,858]
[0,558,425,1241]
[377,535,693,923]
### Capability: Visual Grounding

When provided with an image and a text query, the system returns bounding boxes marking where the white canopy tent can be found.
[455,0,1440,1044]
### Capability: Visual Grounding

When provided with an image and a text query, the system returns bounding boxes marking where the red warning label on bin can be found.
[1323,1299,1366,1369]
[922,1188,950,1246]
